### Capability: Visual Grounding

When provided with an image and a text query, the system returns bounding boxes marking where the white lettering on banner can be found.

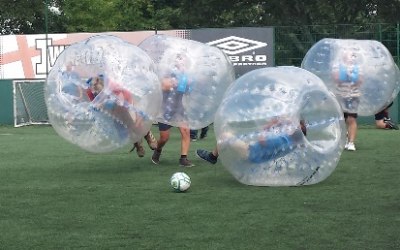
[234,62,267,66]
[36,38,66,75]
[49,45,66,66]
[229,55,267,62]
[229,55,268,66]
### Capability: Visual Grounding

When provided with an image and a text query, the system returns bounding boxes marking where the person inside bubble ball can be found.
[61,64,86,101]
[151,54,194,167]
[374,102,399,130]
[86,74,157,157]
[196,119,307,165]
[332,51,363,151]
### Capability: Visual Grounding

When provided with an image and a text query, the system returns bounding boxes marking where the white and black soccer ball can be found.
[170,172,191,192]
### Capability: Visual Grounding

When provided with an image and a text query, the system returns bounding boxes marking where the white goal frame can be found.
[13,79,49,127]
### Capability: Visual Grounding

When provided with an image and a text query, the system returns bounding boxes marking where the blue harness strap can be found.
[247,135,293,164]
[338,64,359,83]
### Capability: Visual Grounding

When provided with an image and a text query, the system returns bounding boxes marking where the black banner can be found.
[189,27,274,77]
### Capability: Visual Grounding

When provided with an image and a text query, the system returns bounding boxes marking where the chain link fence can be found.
[275,23,400,66]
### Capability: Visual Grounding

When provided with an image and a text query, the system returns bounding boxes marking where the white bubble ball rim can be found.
[302,38,400,116]
[139,34,235,129]
[214,66,346,186]
[45,35,161,153]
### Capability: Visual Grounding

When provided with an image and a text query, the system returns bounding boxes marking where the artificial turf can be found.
[0,125,399,249]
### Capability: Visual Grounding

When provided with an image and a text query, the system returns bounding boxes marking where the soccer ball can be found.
[170,172,191,192]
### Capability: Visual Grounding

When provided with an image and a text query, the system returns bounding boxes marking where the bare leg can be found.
[375,119,386,129]
[211,147,219,157]
[151,128,169,164]
[346,116,357,143]
[178,127,190,155]
[156,129,170,151]
[218,131,249,159]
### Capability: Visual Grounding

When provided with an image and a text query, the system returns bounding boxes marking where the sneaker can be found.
[384,119,399,130]
[179,158,195,167]
[200,127,209,139]
[196,149,217,164]
[151,150,162,164]
[130,141,145,157]
[191,137,197,142]
[346,142,356,151]
[144,131,158,150]
[200,133,207,139]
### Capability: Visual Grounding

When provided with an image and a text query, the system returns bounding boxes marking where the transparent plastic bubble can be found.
[139,34,235,129]
[214,66,346,186]
[302,38,400,115]
[45,35,161,153]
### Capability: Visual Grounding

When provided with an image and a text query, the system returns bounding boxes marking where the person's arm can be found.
[332,64,340,83]
[161,76,178,91]
[108,80,134,106]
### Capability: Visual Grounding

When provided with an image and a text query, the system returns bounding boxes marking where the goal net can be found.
[13,80,49,127]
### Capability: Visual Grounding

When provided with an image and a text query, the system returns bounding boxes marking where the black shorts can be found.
[344,112,358,119]
[375,102,393,120]
[375,110,385,120]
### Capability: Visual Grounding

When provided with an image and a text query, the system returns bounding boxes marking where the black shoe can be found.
[179,158,194,167]
[151,150,162,164]
[200,127,209,139]
[196,149,217,164]
[385,119,399,130]
[190,136,198,142]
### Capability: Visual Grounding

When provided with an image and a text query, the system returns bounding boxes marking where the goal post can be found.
[13,79,49,127]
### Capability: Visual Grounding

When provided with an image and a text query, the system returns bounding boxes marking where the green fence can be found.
[0,80,13,125]
[275,23,400,124]
[275,23,400,66]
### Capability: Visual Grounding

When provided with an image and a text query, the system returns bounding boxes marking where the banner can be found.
[188,27,274,77]
[0,31,154,79]
[0,28,274,79]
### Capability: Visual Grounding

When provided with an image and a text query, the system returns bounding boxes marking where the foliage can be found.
[0,0,63,34]
[61,0,122,32]
[2,0,400,35]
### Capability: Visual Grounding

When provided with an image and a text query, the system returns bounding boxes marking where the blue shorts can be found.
[162,91,184,121]
[248,135,294,164]
[342,97,360,111]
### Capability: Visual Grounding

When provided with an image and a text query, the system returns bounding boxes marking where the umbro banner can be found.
[190,27,274,77]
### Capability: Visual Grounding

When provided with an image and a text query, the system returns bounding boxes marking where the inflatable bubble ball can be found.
[302,38,400,116]
[138,34,235,129]
[214,66,346,186]
[45,35,161,153]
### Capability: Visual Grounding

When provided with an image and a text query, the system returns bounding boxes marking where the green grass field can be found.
[0,125,399,249]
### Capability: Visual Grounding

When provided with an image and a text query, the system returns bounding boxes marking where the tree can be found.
[0,0,64,34]
[2,0,400,35]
